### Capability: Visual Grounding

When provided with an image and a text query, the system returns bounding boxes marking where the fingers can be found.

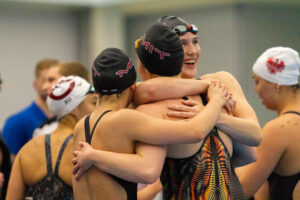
[168,104,193,112]
[181,99,199,107]
[72,157,78,165]
[73,151,79,158]
[73,164,80,175]
[167,111,196,119]
[75,169,83,181]
[79,141,85,148]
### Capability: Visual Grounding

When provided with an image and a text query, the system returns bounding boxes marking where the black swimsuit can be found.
[267,111,300,200]
[160,95,245,200]
[84,110,137,200]
[31,134,74,200]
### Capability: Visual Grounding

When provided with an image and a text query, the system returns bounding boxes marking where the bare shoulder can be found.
[202,71,235,82]
[262,116,290,138]
[74,117,85,132]
[202,71,244,95]
[73,116,86,141]
[20,135,45,154]
[112,109,143,123]
[17,135,46,167]
[267,114,300,135]
[259,117,291,149]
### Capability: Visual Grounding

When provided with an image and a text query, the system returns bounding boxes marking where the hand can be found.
[72,141,94,180]
[224,95,236,115]
[207,81,229,106]
[167,99,203,119]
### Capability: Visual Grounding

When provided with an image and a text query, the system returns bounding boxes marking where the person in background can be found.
[2,59,58,159]
[32,61,89,138]
[6,75,96,200]
[237,47,300,200]
[0,74,12,200]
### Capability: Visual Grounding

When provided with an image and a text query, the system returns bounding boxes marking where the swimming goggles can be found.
[173,24,198,35]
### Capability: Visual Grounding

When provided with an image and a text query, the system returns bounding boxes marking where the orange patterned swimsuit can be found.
[160,127,246,200]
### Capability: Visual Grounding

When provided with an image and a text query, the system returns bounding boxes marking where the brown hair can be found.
[57,62,89,81]
[35,58,59,78]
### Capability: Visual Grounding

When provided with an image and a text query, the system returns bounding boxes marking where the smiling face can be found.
[253,72,279,110]
[180,32,201,79]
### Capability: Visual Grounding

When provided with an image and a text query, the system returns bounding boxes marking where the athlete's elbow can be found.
[252,129,263,146]
[139,169,160,184]
[188,129,205,142]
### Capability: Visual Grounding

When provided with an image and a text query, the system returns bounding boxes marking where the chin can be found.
[182,68,197,79]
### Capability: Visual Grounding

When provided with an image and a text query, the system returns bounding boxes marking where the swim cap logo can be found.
[141,34,170,60]
[49,79,75,100]
[115,60,134,78]
[92,64,101,77]
[266,57,285,75]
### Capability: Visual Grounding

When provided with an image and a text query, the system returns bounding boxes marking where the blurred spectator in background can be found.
[32,61,89,138]
[2,59,58,159]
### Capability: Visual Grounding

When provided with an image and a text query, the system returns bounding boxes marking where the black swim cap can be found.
[137,23,184,76]
[157,16,189,29]
[92,48,136,95]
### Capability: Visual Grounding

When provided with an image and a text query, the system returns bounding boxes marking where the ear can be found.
[130,83,136,91]
[274,84,281,92]
[137,57,150,81]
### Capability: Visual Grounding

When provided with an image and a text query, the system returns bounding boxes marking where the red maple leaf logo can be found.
[266,57,285,75]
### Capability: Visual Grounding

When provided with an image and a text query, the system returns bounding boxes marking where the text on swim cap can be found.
[141,34,170,60]
[115,60,134,78]
[93,64,101,77]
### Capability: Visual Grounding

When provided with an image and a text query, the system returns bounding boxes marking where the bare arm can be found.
[138,179,162,200]
[202,72,262,146]
[202,72,261,167]
[230,141,257,168]
[120,84,227,145]
[237,119,287,198]
[6,154,27,200]
[73,141,167,184]
[133,77,210,106]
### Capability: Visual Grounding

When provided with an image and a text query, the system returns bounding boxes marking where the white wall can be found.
[0,5,81,128]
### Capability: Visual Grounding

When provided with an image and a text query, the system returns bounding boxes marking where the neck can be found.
[35,96,54,118]
[52,115,78,136]
[277,89,300,115]
[96,92,131,112]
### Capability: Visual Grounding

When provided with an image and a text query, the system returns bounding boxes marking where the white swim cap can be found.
[252,47,300,85]
[47,76,94,117]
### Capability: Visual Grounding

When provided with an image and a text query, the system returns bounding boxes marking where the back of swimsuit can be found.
[84,110,137,200]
